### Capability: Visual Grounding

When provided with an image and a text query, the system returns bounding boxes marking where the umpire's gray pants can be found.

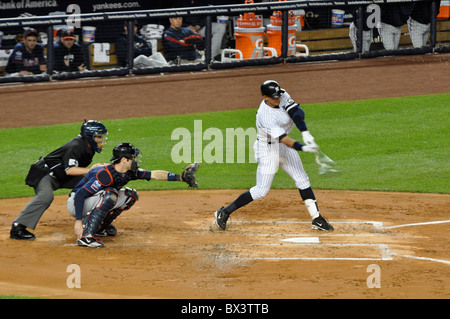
[15,174,60,230]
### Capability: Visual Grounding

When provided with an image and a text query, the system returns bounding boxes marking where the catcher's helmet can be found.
[110,142,140,163]
[260,80,285,98]
[80,120,108,153]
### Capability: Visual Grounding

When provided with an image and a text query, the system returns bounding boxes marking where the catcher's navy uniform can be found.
[69,142,200,248]
[68,164,151,221]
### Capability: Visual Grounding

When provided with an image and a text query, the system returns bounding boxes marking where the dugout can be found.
[0,0,449,82]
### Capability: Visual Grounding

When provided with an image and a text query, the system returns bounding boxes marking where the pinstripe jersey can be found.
[256,91,298,143]
[250,90,311,198]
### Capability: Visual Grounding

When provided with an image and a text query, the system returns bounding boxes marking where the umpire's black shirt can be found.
[44,136,94,188]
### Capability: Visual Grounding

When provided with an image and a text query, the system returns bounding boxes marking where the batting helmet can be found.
[260,80,285,98]
[80,120,108,153]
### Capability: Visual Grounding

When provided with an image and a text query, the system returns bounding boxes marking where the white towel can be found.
[93,43,110,63]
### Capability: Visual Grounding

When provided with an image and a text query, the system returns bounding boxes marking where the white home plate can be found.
[281,237,320,244]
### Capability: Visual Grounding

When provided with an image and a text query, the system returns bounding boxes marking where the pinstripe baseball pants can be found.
[249,140,310,200]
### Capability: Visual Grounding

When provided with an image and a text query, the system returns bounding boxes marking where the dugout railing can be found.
[0,0,449,83]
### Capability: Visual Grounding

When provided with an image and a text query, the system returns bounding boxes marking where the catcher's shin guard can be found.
[96,187,138,236]
[82,188,118,237]
[123,187,139,210]
[96,208,121,236]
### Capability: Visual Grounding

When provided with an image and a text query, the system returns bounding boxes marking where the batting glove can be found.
[302,131,315,145]
[302,145,319,153]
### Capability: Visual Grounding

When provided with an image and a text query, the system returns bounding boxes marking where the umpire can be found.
[10,120,108,240]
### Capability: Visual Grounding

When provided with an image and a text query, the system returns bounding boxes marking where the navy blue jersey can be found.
[72,164,151,220]
[162,26,203,61]
[5,42,46,74]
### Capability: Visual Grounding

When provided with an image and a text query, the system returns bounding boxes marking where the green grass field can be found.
[0,93,448,199]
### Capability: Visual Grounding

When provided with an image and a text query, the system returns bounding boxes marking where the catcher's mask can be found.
[260,80,285,98]
[80,120,108,153]
[110,142,141,174]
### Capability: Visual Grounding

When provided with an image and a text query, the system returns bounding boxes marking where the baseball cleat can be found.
[212,207,230,231]
[10,223,35,240]
[312,215,334,231]
[77,234,104,248]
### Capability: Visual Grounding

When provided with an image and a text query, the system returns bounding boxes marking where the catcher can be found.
[67,142,199,248]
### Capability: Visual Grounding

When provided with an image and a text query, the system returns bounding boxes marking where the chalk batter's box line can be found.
[228,220,385,232]
[229,220,450,264]
[231,220,384,228]
[212,220,392,261]
[231,219,450,230]
[235,244,393,261]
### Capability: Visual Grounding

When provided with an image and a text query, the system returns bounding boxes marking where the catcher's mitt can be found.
[181,162,199,188]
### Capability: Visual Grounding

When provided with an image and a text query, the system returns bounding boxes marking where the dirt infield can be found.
[0,53,449,299]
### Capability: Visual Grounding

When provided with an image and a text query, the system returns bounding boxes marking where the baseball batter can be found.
[67,142,199,248]
[212,80,334,231]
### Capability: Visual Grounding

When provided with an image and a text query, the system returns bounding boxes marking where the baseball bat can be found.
[314,149,339,174]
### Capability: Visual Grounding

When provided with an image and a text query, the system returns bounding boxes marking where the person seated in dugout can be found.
[115,20,153,67]
[171,0,228,60]
[5,28,47,75]
[53,29,86,72]
[162,16,204,64]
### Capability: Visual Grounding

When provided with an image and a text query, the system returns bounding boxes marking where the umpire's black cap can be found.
[260,80,285,98]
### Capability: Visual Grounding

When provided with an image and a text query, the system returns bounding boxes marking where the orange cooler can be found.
[233,0,265,59]
[437,1,450,20]
[234,26,265,59]
[266,24,297,56]
[266,10,297,56]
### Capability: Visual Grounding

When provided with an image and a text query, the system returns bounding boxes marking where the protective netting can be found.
[0,0,448,79]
